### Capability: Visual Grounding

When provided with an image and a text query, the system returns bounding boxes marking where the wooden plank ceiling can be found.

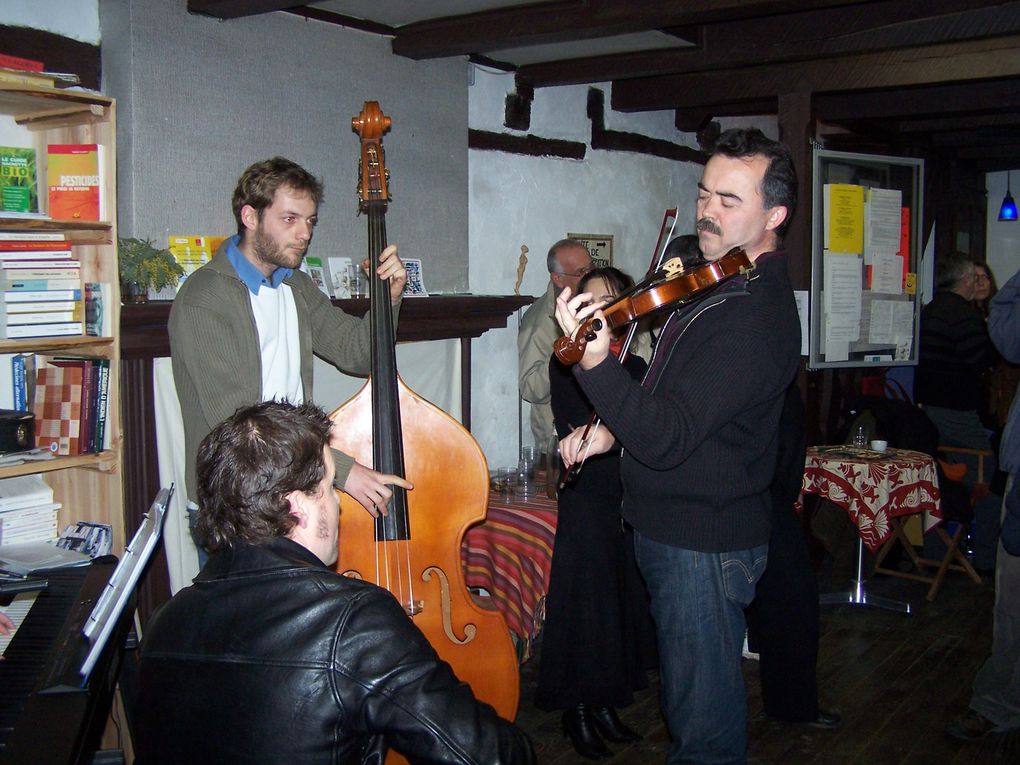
[188,0,1020,172]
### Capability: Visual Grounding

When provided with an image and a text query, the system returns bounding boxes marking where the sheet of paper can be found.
[864,187,902,264]
[823,252,862,343]
[794,290,809,356]
[824,184,864,254]
[870,253,903,295]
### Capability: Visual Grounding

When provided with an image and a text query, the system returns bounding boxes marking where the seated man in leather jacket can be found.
[135,400,534,765]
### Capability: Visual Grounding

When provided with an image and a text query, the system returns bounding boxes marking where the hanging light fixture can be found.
[999,170,1018,221]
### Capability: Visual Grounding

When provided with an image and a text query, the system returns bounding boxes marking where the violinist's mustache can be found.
[696,218,722,235]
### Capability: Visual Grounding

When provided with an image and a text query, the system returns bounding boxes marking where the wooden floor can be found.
[513,567,1019,764]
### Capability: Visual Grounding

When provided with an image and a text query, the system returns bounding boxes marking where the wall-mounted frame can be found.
[808,148,924,369]
[568,232,613,269]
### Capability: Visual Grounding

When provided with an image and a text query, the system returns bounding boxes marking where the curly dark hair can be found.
[231,157,324,237]
[712,128,797,238]
[579,266,635,296]
[195,400,333,553]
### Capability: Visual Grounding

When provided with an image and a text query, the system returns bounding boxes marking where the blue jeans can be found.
[635,532,768,765]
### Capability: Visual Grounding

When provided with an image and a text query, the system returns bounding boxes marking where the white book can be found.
[2,290,81,302]
[0,232,66,241]
[2,310,80,325]
[0,351,15,409]
[0,250,74,261]
[0,474,53,510]
[3,321,83,339]
[4,300,79,313]
[0,502,62,521]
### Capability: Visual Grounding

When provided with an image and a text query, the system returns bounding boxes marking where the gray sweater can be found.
[169,250,398,502]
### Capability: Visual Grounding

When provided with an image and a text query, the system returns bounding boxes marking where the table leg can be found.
[819,535,912,614]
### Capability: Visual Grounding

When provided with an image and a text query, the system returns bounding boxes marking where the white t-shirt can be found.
[250,282,303,404]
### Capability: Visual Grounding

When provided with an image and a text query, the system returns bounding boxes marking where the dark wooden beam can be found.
[187,0,297,18]
[612,34,1020,112]
[390,0,880,60]
[468,129,586,160]
[518,0,1016,88]
[815,78,1020,121]
[0,25,100,90]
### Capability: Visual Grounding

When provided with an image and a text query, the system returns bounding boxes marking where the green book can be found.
[0,147,38,213]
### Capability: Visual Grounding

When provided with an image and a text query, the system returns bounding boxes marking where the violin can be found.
[554,246,753,365]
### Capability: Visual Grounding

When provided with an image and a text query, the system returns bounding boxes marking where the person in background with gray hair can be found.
[915,250,1000,573]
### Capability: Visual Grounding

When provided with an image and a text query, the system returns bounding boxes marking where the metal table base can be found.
[819,534,912,614]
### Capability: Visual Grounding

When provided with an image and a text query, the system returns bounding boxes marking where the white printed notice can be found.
[868,299,914,345]
[864,187,902,265]
[823,252,863,348]
[870,253,903,295]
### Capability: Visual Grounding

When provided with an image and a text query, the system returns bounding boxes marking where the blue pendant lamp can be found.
[999,171,1018,222]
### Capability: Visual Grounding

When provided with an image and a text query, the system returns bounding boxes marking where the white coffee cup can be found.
[870,439,888,453]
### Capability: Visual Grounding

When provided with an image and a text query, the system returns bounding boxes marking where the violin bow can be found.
[559,208,679,490]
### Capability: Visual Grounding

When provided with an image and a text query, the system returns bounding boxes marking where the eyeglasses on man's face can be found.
[554,263,595,279]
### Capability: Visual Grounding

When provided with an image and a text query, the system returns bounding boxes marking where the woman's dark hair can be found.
[195,400,333,552]
[579,266,635,296]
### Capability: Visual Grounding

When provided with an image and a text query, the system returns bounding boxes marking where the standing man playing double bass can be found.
[555,128,801,764]
[170,157,412,533]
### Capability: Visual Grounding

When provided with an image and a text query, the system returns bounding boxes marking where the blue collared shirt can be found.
[225,234,292,295]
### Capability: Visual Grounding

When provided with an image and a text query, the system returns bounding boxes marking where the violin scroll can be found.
[553,319,604,365]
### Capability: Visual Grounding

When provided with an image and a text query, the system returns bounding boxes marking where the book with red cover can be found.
[47,144,104,221]
[32,361,84,455]
[0,240,72,251]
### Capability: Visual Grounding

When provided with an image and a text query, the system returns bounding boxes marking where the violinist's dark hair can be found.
[664,234,704,269]
[194,400,333,553]
[580,266,634,296]
[712,128,797,238]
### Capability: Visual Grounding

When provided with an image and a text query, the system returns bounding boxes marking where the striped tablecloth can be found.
[462,491,557,662]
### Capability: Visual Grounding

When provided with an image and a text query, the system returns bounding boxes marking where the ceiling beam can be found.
[390,0,880,60]
[517,0,1019,87]
[187,1,297,18]
[612,34,1020,112]
[814,79,1020,121]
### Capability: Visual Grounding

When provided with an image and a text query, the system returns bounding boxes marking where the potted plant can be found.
[117,236,185,303]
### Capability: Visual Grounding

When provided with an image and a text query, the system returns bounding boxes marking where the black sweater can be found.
[574,252,800,552]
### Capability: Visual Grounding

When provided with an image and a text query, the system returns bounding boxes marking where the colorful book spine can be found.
[0,147,37,213]
[2,309,82,325]
[2,267,81,281]
[46,144,104,221]
[94,358,110,451]
[2,289,82,302]
[1,279,80,291]
[6,300,80,313]
[0,240,73,251]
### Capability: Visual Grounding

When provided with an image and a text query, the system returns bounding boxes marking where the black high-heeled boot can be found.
[590,706,643,743]
[562,703,612,760]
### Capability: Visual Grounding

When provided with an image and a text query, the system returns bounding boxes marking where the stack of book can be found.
[0,474,61,547]
[0,233,83,339]
[31,355,111,455]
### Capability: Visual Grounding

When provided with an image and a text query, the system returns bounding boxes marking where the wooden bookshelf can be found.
[0,84,123,550]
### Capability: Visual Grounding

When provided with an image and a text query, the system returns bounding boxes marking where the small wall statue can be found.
[514,244,529,295]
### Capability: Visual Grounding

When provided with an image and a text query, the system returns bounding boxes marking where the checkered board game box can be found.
[32,363,83,455]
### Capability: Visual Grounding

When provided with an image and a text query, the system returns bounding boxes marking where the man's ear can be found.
[240,204,260,233]
[764,205,788,232]
[286,490,308,528]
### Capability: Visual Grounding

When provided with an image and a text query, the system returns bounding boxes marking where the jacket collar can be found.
[196,537,326,583]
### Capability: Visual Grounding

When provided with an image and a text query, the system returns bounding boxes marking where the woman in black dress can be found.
[535,266,657,760]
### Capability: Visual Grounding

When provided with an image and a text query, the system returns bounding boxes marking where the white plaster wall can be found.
[986,170,1020,289]
[2,0,99,43]
[466,68,776,467]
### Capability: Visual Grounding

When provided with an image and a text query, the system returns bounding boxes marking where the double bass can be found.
[330,102,520,759]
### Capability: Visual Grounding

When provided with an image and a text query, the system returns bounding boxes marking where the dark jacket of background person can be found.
[915,290,997,411]
[135,538,534,765]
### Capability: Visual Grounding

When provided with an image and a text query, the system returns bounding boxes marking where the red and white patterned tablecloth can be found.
[462,492,557,662]
[801,446,942,552]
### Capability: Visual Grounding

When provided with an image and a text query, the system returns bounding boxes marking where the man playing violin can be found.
[555,128,801,765]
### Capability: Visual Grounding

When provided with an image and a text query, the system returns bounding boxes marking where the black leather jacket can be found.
[135,538,534,764]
